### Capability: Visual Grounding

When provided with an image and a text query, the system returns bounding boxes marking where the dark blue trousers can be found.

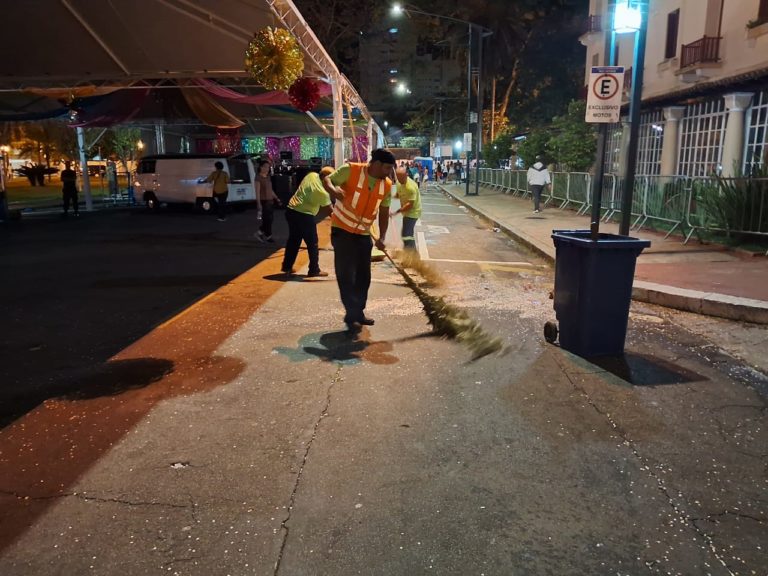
[331,227,373,323]
[282,208,320,274]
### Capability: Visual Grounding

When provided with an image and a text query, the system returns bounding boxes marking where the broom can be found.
[395,249,444,287]
[373,234,503,361]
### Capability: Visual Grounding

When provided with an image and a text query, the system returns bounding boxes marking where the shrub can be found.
[695,165,768,241]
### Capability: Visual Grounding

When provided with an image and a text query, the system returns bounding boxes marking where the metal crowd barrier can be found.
[464,169,767,252]
[634,176,689,238]
[685,176,768,252]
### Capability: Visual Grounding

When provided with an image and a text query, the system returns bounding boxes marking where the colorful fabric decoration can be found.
[245,27,304,90]
[346,135,369,162]
[242,137,266,154]
[288,77,321,112]
[215,129,242,154]
[318,137,333,160]
[300,136,318,159]
[281,136,301,160]
[180,88,244,129]
[265,137,281,160]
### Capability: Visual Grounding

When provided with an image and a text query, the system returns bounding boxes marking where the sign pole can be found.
[585,66,623,240]
[589,124,608,240]
[586,7,618,240]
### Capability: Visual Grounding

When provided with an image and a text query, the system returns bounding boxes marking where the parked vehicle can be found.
[134,153,261,212]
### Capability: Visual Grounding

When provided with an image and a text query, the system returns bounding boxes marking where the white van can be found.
[134,154,261,212]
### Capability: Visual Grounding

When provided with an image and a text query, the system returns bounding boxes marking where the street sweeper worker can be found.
[322,148,396,331]
[280,166,335,277]
[392,166,422,250]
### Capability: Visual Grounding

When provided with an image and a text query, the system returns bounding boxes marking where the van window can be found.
[228,159,251,183]
[138,159,156,174]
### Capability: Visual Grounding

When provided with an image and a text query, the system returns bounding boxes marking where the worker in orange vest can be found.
[323,148,396,331]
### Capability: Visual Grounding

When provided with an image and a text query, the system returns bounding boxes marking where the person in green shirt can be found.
[281,167,334,277]
[392,167,422,250]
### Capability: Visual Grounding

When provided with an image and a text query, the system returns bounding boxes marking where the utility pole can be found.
[490,77,496,142]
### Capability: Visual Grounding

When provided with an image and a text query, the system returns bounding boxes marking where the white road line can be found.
[421,212,467,216]
[416,231,430,259]
[423,258,540,267]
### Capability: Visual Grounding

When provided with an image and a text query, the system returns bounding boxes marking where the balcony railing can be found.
[585,14,601,34]
[680,36,722,69]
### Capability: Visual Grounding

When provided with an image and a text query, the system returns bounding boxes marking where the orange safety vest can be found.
[331,163,390,234]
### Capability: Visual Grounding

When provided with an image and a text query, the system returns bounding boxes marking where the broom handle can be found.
[369,229,427,298]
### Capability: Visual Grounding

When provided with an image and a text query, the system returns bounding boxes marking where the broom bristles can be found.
[394,258,503,361]
[371,232,502,361]
[395,250,444,287]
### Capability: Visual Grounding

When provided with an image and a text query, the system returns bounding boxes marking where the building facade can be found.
[359,24,463,109]
[581,0,768,177]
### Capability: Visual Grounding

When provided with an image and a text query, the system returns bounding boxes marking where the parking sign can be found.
[585,66,625,123]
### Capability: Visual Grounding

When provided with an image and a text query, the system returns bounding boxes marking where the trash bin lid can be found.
[552,229,651,250]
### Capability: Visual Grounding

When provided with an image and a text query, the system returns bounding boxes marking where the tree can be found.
[295,0,383,83]
[546,100,596,172]
[517,129,551,168]
[398,136,429,155]
[447,0,588,135]
[15,120,78,166]
[484,130,514,168]
[104,127,142,190]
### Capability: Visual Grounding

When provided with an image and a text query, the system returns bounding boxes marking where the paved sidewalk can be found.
[440,183,768,324]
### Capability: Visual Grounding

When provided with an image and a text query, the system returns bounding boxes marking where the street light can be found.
[614,0,648,236]
[390,3,492,196]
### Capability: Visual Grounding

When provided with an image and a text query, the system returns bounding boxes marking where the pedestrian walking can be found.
[204,161,229,221]
[254,160,281,242]
[281,167,334,277]
[60,161,79,217]
[322,148,396,331]
[392,166,422,250]
[420,165,429,188]
[526,155,551,213]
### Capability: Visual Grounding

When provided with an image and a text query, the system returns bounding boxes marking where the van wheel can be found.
[197,197,214,213]
[145,193,160,211]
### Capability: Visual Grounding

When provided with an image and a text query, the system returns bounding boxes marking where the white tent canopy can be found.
[0,0,382,166]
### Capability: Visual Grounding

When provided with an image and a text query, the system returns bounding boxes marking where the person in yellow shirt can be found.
[281,167,334,277]
[204,161,230,221]
[392,166,422,250]
[322,149,395,330]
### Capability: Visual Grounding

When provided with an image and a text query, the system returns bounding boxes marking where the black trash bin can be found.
[551,229,650,357]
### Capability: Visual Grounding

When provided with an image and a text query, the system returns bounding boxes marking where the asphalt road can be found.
[0,204,279,425]
[0,189,766,575]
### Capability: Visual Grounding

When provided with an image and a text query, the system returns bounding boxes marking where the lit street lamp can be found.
[589,0,647,239]
[391,3,492,196]
[615,0,648,236]
[395,82,411,96]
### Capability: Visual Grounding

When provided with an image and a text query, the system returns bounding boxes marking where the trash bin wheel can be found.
[544,321,558,344]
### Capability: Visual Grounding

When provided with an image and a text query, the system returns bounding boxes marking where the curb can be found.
[440,185,768,325]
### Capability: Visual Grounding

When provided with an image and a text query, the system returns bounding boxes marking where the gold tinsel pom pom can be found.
[244,27,304,90]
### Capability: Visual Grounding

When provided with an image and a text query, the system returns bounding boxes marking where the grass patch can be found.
[5,175,130,208]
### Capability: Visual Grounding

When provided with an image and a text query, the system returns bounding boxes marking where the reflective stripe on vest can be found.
[331,163,387,234]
